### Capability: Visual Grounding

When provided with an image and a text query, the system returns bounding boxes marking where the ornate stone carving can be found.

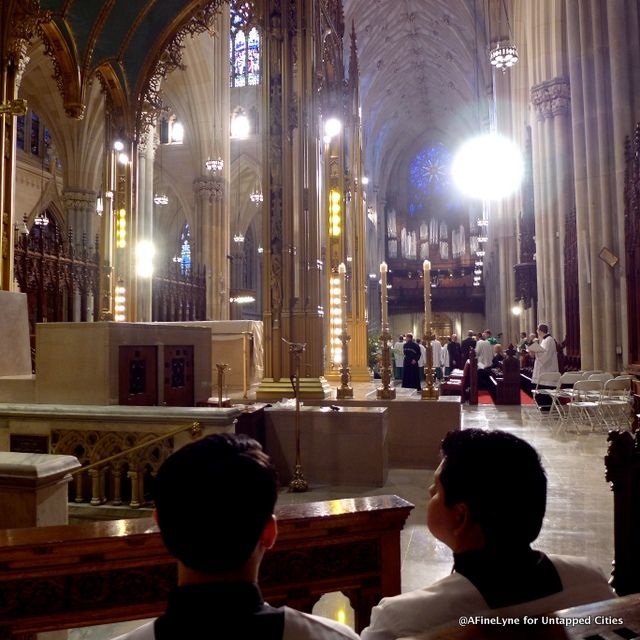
[63,189,97,213]
[137,2,225,139]
[193,176,224,202]
[530,77,571,121]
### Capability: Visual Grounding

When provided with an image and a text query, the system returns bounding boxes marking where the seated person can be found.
[491,343,504,372]
[360,429,614,640]
[112,434,358,640]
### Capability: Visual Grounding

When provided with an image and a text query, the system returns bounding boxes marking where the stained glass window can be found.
[180,224,191,275]
[31,112,39,155]
[230,1,260,87]
[16,115,24,150]
[409,143,451,197]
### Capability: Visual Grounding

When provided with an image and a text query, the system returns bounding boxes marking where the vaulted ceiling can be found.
[343,0,492,192]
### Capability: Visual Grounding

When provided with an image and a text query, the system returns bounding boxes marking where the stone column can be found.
[530,77,572,343]
[0,34,29,291]
[194,176,228,320]
[63,188,98,246]
[566,0,623,372]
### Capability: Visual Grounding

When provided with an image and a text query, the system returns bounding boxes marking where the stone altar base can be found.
[264,406,388,486]
[304,396,460,469]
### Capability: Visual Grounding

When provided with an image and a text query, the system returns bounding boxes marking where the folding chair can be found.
[600,378,633,429]
[566,380,604,432]
[581,370,604,379]
[548,372,583,422]
[588,373,614,383]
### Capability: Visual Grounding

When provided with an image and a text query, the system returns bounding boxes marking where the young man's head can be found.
[537,323,549,337]
[427,429,547,552]
[153,434,278,577]
[406,333,413,341]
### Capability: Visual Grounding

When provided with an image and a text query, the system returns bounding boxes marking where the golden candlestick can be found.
[336,263,353,398]
[215,363,232,407]
[283,338,309,492]
[421,260,439,400]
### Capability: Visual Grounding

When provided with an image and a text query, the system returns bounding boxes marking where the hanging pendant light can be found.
[154,135,169,206]
[489,1,519,71]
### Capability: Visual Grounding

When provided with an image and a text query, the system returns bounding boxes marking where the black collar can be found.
[453,547,562,608]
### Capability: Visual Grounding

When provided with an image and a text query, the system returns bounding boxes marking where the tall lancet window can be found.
[180,224,192,275]
[230,1,261,87]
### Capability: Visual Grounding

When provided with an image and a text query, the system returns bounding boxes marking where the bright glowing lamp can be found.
[451,134,523,200]
[324,118,342,139]
[231,114,250,139]
[136,240,155,278]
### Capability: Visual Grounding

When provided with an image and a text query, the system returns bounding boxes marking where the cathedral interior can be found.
[1,0,640,637]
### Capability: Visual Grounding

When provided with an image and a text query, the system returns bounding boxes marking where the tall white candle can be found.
[380,261,388,327]
[423,259,431,335]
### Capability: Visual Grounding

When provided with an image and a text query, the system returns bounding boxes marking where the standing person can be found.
[360,430,614,640]
[402,333,422,391]
[485,329,497,345]
[461,331,476,364]
[417,338,427,382]
[111,434,358,640]
[518,332,528,351]
[475,331,494,388]
[393,335,405,380]
[528,323,560,411]
[431,335,443,380]
[447,334,462,372]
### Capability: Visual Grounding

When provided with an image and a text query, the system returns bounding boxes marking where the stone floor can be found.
[68,392,616,639]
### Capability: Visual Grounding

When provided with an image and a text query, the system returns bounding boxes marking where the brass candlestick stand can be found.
[337,328,354,398]
[215,363,232,407]
[377,326,397,399]
[283,338,309,492]
[421,330,440,400]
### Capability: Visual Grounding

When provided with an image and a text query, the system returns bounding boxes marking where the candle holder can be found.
[377,325,397,399]
[421,330,440,401]
[284,338,309,492]
[336,329,354,398]
[215,363,233,407]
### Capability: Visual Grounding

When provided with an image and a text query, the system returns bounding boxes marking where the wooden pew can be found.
[604,429,640,595]
[489,345,521,405]
[0,494,413,638]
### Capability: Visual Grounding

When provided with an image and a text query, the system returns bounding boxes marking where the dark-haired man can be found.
[360,429,613,640]
[112,434,358,640]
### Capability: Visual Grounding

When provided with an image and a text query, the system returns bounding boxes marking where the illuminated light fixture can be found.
[476,250,486,257]
[324,118,342,139]
[323,135,332,145]
[113,140,124,151]
[105,190,114,199]
[473,281,481,287]
[369,273,377,279]
[258,246,264,254]
[361,176,369,185]
[329,274,343,366]
[136,240,155,278]
[474,269,482,275]
[477,218,489,227]
[96,192,104,215]
[490,42,519,71]
[477,235,488,243]
[34,211,49,226]
[114,282,126,322]
[329,189,342,236]
[116,208,127,248]
[451,134,523,200]
[475,260,484,267]
[511,304,523,316]
[230,295,256,304]
[249,178,263,204]
[153,193,169,206]
[205,156,224,172]
[233,232,245,243]
[118,152,129,165]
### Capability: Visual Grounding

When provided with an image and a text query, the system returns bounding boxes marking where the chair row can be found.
[531,373,634,432]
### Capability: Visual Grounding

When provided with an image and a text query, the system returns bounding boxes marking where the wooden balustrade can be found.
[0,494,413,638]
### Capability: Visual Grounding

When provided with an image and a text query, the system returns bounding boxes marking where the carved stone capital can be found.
[530,77,570,121]
[63,189,97,213]
[193,176,224,202]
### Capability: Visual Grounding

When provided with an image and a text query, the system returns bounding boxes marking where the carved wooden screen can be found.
[563,207,580,367]
[625,123,640,365]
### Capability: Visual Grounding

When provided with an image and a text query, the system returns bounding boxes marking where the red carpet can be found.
[477,390,535,405]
